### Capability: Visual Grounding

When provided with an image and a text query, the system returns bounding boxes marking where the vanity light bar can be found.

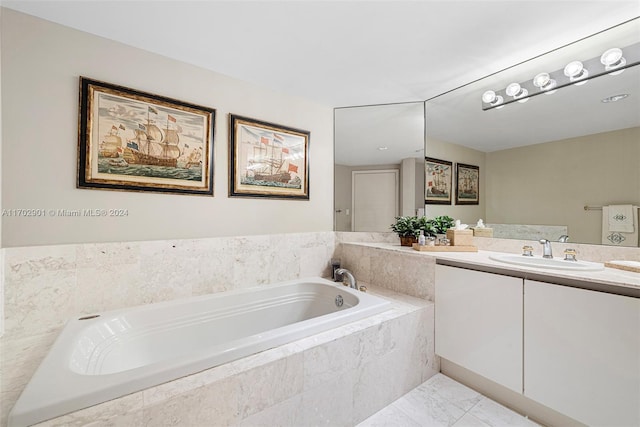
[481,42,640,111]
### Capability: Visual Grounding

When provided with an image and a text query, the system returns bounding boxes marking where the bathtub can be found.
[9,277,390,427]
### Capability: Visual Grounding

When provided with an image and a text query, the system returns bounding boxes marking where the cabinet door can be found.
[524,280,640,427]
[435,265,523,393]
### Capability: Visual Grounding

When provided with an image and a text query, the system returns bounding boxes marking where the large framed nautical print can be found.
[425,157,452,205]
[229,114,310,200]
[455,162,480,205]
[77,77,215,195]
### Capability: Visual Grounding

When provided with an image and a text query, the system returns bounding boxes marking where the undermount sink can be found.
[489,253,604,271]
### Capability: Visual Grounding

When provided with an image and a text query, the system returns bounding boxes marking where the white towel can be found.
[607,204,635,232]
[602,206,639,247]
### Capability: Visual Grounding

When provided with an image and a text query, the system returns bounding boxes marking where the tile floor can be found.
[357,374,540,427]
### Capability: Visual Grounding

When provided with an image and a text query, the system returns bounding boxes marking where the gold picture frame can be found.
[78,77,215,195]
[229,114,310,200]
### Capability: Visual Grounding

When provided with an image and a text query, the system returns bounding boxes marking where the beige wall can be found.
[425,137,486,224]
[1,9,334,247]
[486,127,640,245]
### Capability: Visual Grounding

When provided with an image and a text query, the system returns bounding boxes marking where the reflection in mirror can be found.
[334,102,425,232]
[426,18,640,246]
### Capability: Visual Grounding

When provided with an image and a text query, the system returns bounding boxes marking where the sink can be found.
[489,253,604,271]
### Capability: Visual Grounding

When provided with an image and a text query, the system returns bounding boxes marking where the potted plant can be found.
[417,216,437,237]
[430,215,455,234]
[390,216,420,246]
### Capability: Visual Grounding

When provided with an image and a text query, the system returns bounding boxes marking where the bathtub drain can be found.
[335,295,344,307]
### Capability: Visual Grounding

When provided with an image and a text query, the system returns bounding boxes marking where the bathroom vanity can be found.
[434,259,639,427]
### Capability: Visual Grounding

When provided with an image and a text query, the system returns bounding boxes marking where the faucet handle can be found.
[563,248,577,262]
[522,245,534,256]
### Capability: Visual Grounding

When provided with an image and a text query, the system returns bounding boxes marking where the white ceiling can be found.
[3,0,640,108]
[3,1,639,167]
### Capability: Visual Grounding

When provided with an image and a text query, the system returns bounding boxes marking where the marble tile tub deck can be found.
[20,284,438,427]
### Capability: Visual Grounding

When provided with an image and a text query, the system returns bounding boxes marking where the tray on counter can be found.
[412,243,478,252]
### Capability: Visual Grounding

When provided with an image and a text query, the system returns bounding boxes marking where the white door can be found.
[352,170,399,232]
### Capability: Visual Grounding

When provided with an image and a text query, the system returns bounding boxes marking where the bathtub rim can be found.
[8,276,391,427]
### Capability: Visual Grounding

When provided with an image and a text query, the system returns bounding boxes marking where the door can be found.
[352,170,399,232]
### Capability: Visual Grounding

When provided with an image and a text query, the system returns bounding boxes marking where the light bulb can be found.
[564,61,589,85]
[533,73,557,93]
[505,83,529,102]
[482,90,503,107]
[505,83,521,97]
[482,90,496,103]
[601,48,626,75]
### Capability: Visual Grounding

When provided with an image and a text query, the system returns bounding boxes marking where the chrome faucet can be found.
[539,239,553,259]
[335,268,357,289]
[558,235,569,243]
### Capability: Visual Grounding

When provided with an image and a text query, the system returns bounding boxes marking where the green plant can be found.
[417,216,437,237]
[429,215,455,234]
[390,216,420,237]
[391,216,440,238]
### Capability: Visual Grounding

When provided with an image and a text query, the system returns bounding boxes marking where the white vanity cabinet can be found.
[435,265,523,393]
[524,279,640,427]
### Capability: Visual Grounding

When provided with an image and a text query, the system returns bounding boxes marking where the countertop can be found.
[342,242,640,298]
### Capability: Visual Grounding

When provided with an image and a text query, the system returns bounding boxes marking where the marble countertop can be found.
[342,242,640,297]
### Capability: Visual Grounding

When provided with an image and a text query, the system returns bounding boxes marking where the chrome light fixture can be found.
[564,61,589,85]
[482,90,504,108]
[532,72,557,93]
[505,82,529,102]
[481,42,637,111]
[601,48,626,75]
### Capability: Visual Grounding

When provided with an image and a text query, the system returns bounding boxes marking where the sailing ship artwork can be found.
[455,163,479,205]
[425,157,452,204]
[229,115,309,199]
[78,78,215,195]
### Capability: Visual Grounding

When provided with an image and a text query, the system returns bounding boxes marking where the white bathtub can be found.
[9,277,390,427]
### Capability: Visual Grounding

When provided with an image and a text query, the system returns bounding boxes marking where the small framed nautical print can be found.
[229,114,310,200]
[425,157,452,205]
[455,163,480,205]
[77,77,215,195]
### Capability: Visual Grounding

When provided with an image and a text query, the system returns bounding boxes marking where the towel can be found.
[602,206,639,247]
[607,204,635,232]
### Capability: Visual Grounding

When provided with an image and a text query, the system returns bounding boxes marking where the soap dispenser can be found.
[418,230,426,246]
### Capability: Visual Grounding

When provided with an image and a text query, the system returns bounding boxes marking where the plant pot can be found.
[399,236,417,247]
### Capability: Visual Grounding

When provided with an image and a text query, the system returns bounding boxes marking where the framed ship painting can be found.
[455,163,479,205]
[425,157,452,205]
[77,77,215,195]
[229,114,310,200]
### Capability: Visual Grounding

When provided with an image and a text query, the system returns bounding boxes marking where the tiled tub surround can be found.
[1,232,337,426]
[9,278,392,426]
[17,285,438,426]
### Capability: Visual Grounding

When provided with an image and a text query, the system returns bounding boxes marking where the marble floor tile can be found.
[357,403,422,427]
[466,397,540,427]
[418,374,483,412]
[357,374,538,427]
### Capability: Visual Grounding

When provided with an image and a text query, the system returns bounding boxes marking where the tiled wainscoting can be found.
[1,232,336,426]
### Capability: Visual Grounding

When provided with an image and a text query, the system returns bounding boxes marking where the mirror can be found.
[425,18,640,246]
[334,102,425,232]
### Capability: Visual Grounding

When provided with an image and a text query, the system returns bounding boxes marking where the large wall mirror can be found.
[334,18,639,246]
[334,102,425,232]
[426,17,639,246]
